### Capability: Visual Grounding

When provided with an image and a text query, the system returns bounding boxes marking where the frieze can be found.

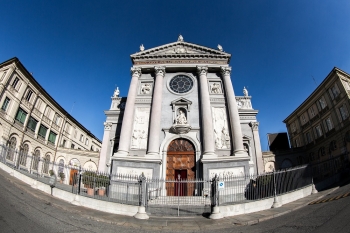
[134,60,227,65]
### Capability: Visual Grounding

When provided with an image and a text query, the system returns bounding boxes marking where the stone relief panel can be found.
[209,167,245,179]
[117,166,153,178]
[209,82,222,94]
[212,107,231,149]
[131,107,150,150]
[140,82,152,95]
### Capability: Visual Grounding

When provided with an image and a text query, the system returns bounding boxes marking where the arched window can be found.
[318,147,325,157]
[19,144,29,166]
[32,150,40,171]
[43,154,50,174]
[6,137,17,161]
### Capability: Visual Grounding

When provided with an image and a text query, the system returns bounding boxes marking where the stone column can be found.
[115,67,141,156]
[220,66,246,156]
[197,66,216,157]
[98,122,113,172]
[249,122,264,174]
[147,66,165,156]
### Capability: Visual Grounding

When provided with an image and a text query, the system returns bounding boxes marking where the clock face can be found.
[169,75,193,94]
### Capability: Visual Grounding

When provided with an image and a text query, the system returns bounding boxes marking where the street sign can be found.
[218,181,225,189]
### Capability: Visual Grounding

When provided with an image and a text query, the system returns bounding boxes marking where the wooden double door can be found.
[166,139,196,196]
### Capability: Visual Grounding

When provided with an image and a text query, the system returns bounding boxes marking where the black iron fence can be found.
[0,143,315,216]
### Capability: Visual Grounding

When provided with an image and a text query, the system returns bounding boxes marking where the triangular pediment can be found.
[131,40,231,65]
[171,97,192,105]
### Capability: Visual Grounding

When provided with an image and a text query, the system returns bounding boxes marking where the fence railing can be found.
[0,143,315,216]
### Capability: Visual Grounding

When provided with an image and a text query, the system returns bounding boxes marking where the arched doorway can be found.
[166,138,195,196]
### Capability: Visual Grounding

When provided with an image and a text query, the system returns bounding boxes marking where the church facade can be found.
[99,37,264,180]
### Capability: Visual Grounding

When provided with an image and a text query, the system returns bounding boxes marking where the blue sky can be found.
[1,1,350,150]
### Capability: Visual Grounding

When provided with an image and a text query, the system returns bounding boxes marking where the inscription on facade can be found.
[117,166,153,178]
[209,167,245,179]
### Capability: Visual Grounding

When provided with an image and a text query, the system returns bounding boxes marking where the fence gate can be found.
[146,178,212,217]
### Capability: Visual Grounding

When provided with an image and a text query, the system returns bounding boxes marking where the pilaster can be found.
[249,121,264,174]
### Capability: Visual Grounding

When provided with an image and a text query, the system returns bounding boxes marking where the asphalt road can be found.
[0,168,350,233]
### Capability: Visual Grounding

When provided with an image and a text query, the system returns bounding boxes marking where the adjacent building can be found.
[99,36,264,179]
[278,67,350,177]
[0,57,102,180]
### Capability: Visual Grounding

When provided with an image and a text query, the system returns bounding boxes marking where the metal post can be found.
[209,174,223,219]
[134,173,149,219]
[177,174,180,217]
[272,169,281,208]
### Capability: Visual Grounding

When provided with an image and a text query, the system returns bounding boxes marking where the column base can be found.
[233,150,249,157]
[134,206,149,219]
[146,152,159,157]
[114,150,129,157]
[202,152,217,158]
[209,206,223,219]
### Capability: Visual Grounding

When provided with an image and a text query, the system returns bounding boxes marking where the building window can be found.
[71,143,75,149]
[32,150,40,171]
[331,84,340,98]
[318,147,325,157]
[301,114,307,124]
[0,71,7,81]
[25,89,33,102]
[27,116,38,132]
[315,125,323,138]
[19,144,29,166]
[339,105,349,120]
[80,134,84,142]
[43,154,50,174]
[1,97,10,111]
[15,108,27,124]
[53,114,61,125]
[318,97,327,109]
[309,152,315,162]
[58,159,64,175]
[294,137,300,147]
[74,130,77,138]
[38,125,48,139]
[62,139,66,147]
[309,106,316,118]
[85,138,89,146]
[305,132,312,144]
[48,131,57,144]
[329,140,337,151]
[35,98,42,110]
[6,137,17,161]
[291,123,296,133]
[12,77,20,89]
[325,117,333,131]
[45,107,51,117]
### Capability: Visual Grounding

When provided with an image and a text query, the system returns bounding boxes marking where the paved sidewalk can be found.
[0,168,341,232]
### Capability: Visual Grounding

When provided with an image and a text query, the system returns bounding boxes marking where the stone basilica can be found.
[99,36,263,180]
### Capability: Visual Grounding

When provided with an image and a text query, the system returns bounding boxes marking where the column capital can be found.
[131,67,142,78]
[154,66,166,77]
[220,66,232,76]
[104,122,112,131]
[197,66,208,76]
[249,121,259,131]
